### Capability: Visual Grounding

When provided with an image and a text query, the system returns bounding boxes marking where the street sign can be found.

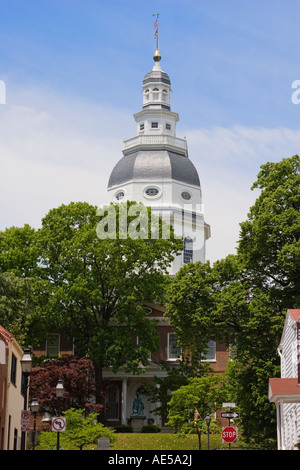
[222,402,235,408]
[52,417,66,432]
[221,411,240,419]
[21,410,31,432]
[222,426,238,443]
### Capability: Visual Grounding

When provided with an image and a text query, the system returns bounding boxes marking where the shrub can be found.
[114,425,133,433]
[141,425,161,433]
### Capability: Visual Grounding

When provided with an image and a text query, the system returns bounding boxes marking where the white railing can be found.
[123,134,188,153]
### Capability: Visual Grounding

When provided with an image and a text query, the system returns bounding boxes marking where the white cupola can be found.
[107,49,210,273]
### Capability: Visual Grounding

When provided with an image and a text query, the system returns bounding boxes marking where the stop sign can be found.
[222,426,237,443]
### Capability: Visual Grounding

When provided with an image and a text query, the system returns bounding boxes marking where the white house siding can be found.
[271,310,300,449]
[281,315,295,378]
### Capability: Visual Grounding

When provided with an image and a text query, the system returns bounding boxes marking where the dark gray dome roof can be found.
[107,150,200,188]
[143,70,171,86]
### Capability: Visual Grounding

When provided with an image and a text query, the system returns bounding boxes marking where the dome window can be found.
[183,237,193,264]
[115,190,125,201]
[144,187,160,197]
[181,191,192,201]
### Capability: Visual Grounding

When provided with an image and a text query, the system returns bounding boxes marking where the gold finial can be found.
[153,49,161,62]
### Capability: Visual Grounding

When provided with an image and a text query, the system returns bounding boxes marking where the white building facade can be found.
[269,309,300,450]
[107,48,210,275]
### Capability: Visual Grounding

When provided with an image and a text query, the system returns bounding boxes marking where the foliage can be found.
[0,224,38,278]
[0,271,34,345]
[167,375,227,450]
[36,408,115,450]
[114,425,133,433]
[29,356,97,416]
[145,358,212,421]
[165,155,300,447]
[33,201,182,403]
[0,201,182,404]
[238,154,300,307]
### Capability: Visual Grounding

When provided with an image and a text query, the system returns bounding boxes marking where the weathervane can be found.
[153,13,159,50]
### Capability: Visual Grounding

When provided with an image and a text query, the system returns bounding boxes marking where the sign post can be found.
[21,410,31,432]
[52,417,66,450]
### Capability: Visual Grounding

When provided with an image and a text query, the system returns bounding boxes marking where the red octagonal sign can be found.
[222,426,237,443]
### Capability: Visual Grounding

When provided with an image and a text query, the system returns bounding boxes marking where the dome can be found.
[142,69,171,87]
[142,50,171,87]
[107,149,200,189]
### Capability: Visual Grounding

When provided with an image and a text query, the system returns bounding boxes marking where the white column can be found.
[121,377,128,425]
[155,383,162,426]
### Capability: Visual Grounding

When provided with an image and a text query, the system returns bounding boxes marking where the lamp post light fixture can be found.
[55,379,65,451]
[20,348,32,450]
[205,413,211,450]
[30,398,39,450]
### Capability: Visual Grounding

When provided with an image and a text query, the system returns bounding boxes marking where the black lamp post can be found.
[55,379,64,451]
[205,413,211,450]
[20,348,32,450]
[30,398,39,450]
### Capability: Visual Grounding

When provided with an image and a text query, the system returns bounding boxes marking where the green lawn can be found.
[88,432,235,451]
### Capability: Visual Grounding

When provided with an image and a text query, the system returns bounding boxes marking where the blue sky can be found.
[0,0,299,262]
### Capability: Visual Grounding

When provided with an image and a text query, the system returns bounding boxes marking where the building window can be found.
[139,123,144,131]
[151,122,158,128]
[168,333,181,360]
[181,191,191,201]
[115,190,125,201]
[10,354,17,385]
[183,237,193,264]
[144,187,160,197]
[165,123,171,131]
[203,341,216,361]
[106,387,119,420]
[46,333,60,357]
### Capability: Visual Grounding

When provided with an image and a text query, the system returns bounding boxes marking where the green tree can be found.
[166,261,218,368]
[238,154,300,307]
[0,224,38,277]
[29,356,97,416]
[35,201,182,402]
[167,375,226,450]
[0,271,34,344]
[146,358,212,422]
[36,408,115,450]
